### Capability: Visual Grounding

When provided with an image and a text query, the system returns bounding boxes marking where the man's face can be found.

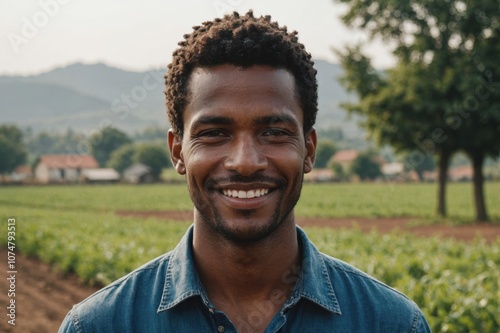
[168,65,316,243]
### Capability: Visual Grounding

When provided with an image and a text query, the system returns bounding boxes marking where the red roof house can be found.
[34,154,99,183]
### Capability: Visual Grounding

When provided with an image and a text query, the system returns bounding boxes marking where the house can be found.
[10,165,33,183]
[381,162,407,181]
[382,162,404,176]
[329,150,358,170]
[81,168,120,184]
[449,165,473,182]
[304,168,334,182]
[34,154,99,183]
[123,163,153,184]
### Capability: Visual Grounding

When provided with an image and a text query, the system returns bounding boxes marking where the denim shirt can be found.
[59,226,431,333]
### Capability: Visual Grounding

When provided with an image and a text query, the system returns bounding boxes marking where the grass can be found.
[297,182,500,221]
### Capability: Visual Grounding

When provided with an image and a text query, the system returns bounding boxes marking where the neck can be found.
[192,214,300,306]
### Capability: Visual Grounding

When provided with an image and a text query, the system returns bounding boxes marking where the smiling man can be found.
[60,11,430,333]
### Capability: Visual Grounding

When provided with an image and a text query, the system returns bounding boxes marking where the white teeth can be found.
[222,188,270,198]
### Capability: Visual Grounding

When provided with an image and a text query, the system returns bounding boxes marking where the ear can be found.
[168,129,186,175]
[303,128,317,174]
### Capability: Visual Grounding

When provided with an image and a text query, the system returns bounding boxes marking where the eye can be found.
[199,129,227,137]
[262,128,290,137]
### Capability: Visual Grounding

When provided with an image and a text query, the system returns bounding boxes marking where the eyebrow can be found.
[190,116,234,131]
[253,114,299,128]
[190,114,299,130]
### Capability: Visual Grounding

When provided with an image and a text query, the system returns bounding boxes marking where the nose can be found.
[224,134,268,176]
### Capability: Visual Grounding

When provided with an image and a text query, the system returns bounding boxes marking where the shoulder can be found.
[59,252,173,333]
[320,253,430,332]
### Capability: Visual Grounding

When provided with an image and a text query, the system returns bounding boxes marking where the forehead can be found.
[184,65,302,125]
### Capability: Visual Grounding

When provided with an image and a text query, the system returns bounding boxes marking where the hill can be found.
[0,61,362,136]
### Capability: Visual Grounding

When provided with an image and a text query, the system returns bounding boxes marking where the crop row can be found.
[1,205,498,332]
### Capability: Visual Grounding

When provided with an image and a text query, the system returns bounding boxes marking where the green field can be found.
[1,182,500,332]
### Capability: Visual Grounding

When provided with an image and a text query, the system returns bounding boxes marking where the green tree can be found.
[0,125,27,174]
[335,0,500,221]
[315,139,337,168]
[329,161,347,181]
[350,151,382,180]
[89,127,131,167]
[133,143,170,180]
[107,144,137,173]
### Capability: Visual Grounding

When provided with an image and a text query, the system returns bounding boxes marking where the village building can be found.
[10,165,33,183]
[304,168,334,182]
[33,154,99,184]
[329,149,359,171]
[81,168,120,184]
[123,163,153,184]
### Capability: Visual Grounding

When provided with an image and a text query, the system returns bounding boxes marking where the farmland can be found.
[1,182,500,332]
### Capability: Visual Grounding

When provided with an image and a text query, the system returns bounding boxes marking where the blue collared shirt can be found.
[59,226,431,332]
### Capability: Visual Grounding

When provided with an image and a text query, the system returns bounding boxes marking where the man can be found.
[60,11,431,332]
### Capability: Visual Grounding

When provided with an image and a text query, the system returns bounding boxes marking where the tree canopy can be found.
[107,144,136,173]
[89,127,131,167]
[350,150,382,180]
[0,125,27,174]
[133,143,170,180]
[315,139,337,168]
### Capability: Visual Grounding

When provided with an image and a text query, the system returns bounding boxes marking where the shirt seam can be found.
[323,255,414,302]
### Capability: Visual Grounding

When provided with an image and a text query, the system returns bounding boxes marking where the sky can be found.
[0,0,395,76]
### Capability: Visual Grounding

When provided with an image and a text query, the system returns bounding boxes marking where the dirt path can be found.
[0,248,99,333]
[1,212,499,331]
[117,210,500,243]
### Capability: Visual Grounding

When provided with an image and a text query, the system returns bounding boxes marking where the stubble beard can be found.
[191,175,304,244]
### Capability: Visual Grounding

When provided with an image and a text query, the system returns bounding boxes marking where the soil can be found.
[2,211,499,332]
[0,248,99,333]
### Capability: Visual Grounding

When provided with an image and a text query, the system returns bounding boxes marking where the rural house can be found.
[34,154,99,184]
[328,149,359,171]
[81,168,120,184]
[123,163,153,184]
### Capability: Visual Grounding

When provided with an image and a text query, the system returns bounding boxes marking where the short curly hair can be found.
[164,10,318,137]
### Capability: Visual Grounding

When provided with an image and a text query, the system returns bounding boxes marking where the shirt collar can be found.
[158,225,341,315]
[158,225,207,312]
[294,226,341,314]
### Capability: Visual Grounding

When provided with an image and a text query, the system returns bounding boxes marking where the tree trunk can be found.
[470,151,489,222]
[437,150,450,217]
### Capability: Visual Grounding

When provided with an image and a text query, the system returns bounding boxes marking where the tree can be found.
[0,125,27,174]
[315,139,337,168]
[133,143,170,180]
[330,161,347,181]
[89,127,131,167]
[350,151,382,180]
[107,144,137,173]
[335,0,500,221]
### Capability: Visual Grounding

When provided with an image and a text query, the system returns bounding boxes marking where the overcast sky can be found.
[1,0,395,76]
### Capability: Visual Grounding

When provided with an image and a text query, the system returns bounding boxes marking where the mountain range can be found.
[0,60,362,137]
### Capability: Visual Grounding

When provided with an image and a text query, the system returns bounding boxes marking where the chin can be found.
[213,209,288,244]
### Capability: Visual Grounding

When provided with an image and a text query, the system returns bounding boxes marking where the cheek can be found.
[184,148,222,177]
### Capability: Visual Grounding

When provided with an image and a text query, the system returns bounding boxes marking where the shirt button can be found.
[208,308,214,314]
[217,325,225,332]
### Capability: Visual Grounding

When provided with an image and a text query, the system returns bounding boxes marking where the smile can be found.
[222,188,270,199]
